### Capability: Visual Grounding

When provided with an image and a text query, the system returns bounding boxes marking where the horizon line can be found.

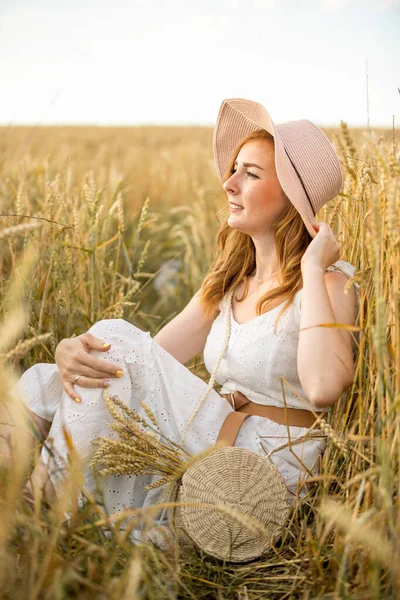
[0,121,397,130]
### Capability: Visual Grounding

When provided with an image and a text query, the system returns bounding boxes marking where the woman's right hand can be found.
[55,333,124,403]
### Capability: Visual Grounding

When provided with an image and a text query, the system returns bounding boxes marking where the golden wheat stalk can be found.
[0,222,42,240]
[90,392,191,483]
[0,333,53,360]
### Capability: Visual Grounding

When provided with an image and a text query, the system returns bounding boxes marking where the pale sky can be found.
[0,0,399,127]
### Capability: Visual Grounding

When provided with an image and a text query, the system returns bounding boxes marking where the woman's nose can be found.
[223,172,239,193]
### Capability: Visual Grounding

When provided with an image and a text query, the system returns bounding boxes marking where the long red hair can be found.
[199,129,313,333]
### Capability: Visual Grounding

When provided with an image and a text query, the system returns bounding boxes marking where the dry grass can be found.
[0,122,399,599]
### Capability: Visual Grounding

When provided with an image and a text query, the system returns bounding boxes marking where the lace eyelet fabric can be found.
[14,260,359,514]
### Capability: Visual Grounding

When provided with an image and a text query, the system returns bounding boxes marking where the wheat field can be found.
[0,122,399,599]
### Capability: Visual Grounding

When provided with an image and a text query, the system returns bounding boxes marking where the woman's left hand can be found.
[300,222,341,272]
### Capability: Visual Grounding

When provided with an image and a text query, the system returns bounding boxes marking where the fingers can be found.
[59,350,125,403]
[316,222,337,238]
[64,381,82,403]
[59,333,127,403]
[314,222,328,233]
[80,333,112,353]
[61,347,122,379]
[79,352,122,377]
[64,375,113,404]
[69,363,117,380]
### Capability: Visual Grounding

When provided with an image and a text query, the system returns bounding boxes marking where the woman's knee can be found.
[88,320,152,364]
[88,318,144,341]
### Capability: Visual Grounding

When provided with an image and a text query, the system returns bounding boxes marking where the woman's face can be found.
[223,139,289,235]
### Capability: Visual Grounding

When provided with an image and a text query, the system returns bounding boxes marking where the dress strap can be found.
[218,295,227,312]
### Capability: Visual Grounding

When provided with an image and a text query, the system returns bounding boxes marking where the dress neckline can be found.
[229,291,301,327]
[224,260,353,327]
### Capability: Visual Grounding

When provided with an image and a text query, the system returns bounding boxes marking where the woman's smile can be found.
[229,201,244,211]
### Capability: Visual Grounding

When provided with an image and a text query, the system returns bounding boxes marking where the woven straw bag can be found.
[163,287,292,563]
[167,446,290,562]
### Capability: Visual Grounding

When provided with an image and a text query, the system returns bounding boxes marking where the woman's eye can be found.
[229,168,258,179]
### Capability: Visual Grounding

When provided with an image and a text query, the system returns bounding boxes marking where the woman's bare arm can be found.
[153,290,216,364]
[297,266,357,408]
[56,289,215,401]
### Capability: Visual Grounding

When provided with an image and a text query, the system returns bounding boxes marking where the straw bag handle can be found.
[155,286,236,529]
[179,286,236,445]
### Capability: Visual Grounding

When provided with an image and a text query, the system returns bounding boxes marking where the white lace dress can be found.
[14,260,360,513]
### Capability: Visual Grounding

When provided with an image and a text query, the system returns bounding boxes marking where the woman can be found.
[6,98,360,514]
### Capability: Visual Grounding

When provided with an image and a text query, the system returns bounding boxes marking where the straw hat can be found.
[167,446,291,563]
[213,97,343,239]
